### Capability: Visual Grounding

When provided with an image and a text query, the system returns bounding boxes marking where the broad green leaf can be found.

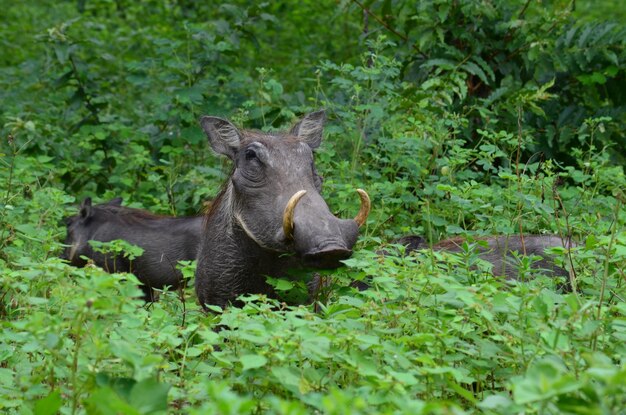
[240,354,267,370]
[34,390,62,415]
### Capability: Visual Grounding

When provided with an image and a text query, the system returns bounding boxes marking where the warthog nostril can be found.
[302,245,352,269]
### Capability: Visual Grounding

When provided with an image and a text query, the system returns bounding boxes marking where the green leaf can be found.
[461,61,489,84]
[95,373,136,401]
[478,394,514,410]
[513,360,582,404]
[266,277,294,291]
[129,379,170,414]
[421,58,457,70]
[34,390,62,415]
[271,366,302,393]
[388,370,418,385]
[85,387,140,415]
[240,354,267,370]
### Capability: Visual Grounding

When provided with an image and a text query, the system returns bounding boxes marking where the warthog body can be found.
[62,197,204,300]
[395,234,573,288]
[195,111,370,308]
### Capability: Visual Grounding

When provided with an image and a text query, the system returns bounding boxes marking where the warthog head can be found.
[200,110,369,267]
[60,197,124,266]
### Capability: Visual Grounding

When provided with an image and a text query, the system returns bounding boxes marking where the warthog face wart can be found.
[195,110,370,307]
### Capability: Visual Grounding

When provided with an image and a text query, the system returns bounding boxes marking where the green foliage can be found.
[355,0,626,163]
[90,239,145,260]
[1,0,625,413]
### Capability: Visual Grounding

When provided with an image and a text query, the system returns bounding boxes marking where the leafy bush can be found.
[352,0,626,163]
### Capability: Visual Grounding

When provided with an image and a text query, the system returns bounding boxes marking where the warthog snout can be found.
[282,188,368,268]
[301,243,353,268]
[298,218,360,268]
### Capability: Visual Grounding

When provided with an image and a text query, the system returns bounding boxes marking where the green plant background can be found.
[1,1,625,413]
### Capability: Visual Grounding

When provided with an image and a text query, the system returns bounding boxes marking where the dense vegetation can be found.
[1,0,625,413]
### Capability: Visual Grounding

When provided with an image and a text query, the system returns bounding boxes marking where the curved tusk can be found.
[354,189,371,227]
[282,190,307,240]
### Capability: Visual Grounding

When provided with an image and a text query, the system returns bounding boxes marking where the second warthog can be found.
[62,197,204,300]
[195,110,370,308]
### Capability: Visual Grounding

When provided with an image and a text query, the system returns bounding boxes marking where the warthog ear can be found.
[200,116,242,159]
[290,110,326,149]
[106,197,123,206]
[79,197,93,220]
[395,235,426,253]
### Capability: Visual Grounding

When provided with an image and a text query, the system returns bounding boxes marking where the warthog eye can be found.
[245,148,258,161]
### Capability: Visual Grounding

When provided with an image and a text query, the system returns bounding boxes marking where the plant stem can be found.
[0,136,17,251]
[71,311,86,415]
[515,105,526,255]
[593,195,622,350]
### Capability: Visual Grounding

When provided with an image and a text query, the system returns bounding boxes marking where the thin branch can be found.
[518,0,533,19]
[350,0,427,58]
[552,180,579,296]
[516,106,526,255]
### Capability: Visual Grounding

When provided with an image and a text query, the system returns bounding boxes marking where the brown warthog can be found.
[195,110,370,308]
[61,197,204,300]
[395,234,574,289]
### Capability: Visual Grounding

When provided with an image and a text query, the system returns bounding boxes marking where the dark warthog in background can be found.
[196,110,370,308]
[395,234,574,289]
[61,197,204,300]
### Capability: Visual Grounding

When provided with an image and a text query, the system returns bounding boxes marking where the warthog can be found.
[195,110,370,308]
[61,197,204,300]
[395,234,574,289]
